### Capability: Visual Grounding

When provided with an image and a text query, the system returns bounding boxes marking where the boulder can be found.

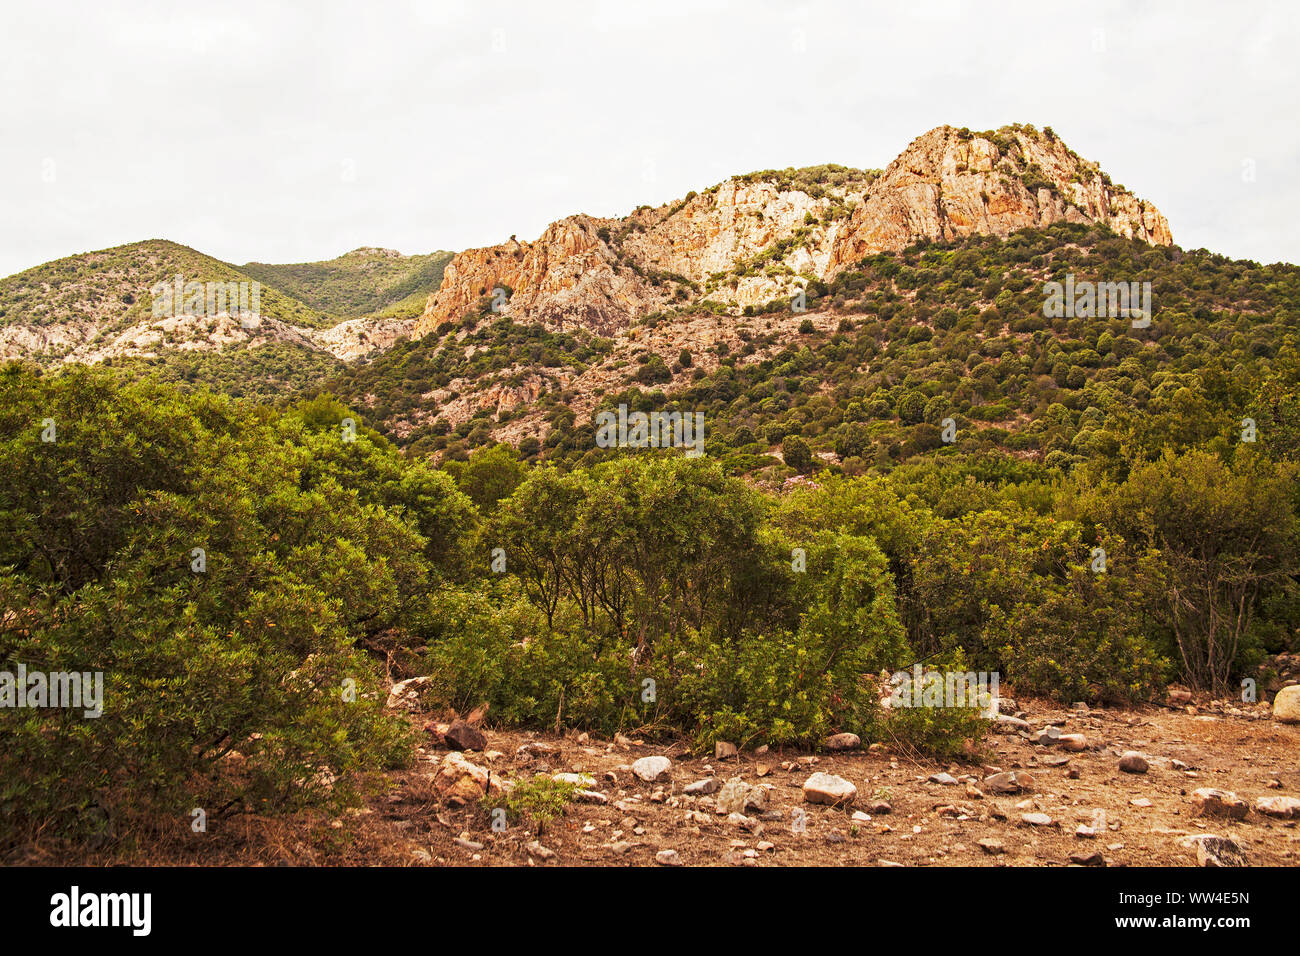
[443,719,486,751]
[802,772,857,807]
[823,732,861,751]
[1254,795,1300,819]
[1191,788,1249,820]
[631,755,672,783]
[1273,685,1300,723]
[714,740,738,760]
[1195,835,1246,867]
[983,770,1035,794]
[1118,751,1149,774]
[434,752,491,806]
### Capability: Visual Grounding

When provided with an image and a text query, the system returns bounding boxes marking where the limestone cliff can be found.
[416,124,1170,336]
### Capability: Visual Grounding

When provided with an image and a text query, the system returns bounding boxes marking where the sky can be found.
[1,0,1297,278]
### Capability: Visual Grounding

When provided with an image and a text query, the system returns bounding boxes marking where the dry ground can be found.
[33,695,1297,868]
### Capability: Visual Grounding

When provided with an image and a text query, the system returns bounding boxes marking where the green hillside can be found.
[239,248,453,319]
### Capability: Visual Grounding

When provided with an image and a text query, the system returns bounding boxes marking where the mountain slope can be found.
[239,247,453,319]
[0,241,439,367]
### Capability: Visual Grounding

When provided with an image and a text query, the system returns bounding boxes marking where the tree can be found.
[783,435,814,473]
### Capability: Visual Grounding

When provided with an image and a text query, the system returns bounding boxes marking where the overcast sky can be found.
[1,0,1296,278]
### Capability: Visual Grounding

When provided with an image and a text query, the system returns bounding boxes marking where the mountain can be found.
[0,241,451,368]
[414,124,1170,337]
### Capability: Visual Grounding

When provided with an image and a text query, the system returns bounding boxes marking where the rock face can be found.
[1272,685,1300,723]
[826,125,1170,275]
[415,124,1171,337]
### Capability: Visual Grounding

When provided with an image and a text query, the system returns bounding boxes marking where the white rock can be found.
[631,756,672,783]
[1273,685,1300,723]
[802,772,857,806]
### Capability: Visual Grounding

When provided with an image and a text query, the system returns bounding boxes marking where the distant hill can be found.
[239,247,453,320]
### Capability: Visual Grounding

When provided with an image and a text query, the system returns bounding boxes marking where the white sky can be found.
[1,0,1297,278]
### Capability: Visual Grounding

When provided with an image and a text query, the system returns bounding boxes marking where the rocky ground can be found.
[352,689,1300,869]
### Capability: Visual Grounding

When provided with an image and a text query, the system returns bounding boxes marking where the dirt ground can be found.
[22,695,1299,868]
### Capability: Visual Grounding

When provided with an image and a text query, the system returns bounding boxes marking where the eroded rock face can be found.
[826,125,1171,275]
[415,124,1171,338]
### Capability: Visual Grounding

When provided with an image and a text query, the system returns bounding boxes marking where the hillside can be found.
[239,247,453,319]
[329,221,1300,472]
[0,241,449,375]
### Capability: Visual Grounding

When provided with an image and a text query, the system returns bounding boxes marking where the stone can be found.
[983,770,1035,794]
[1195,836,1246,867]
[1069,851,1105,866]
[434,751,491,806]
[1020,812,1054,827]
[443,719,486,752]
[453,837,484,851]
[1254,795,1300,819]
[716,778,762,815]
[525,841,556,861]
[1191,788,1249,820]
[929,772,959,785]
[385,675,432,711]
[715,740,738,760]
[824,732,861,751]
[1058,733,1088,752]
[1166,685,1193,706]
[631,756,672,783]
[977,838,1005,855]
[802,772,857,807]
[654,849,682,866]
[1118,751,1149,774]
[1273,685,1300,723]
[683,777,719,796]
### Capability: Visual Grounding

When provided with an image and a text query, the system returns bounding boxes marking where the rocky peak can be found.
[416,124,1171,337]
[826,124,1171,273]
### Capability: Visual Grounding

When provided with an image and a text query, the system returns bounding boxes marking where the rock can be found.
[1166,685,1193,706]
[715,740,738,760]
[1254,795,1300,819]
[757,840,775,852]
[995,714,1031,731]
[631,756,672,783]
[434,752,491,806]
[1075,824,1098,839]
[411,848,432,864]
[1191,788,1249,820]
[1030,726,1062,746]
[525,841,556,861]
[1118,751,1149,774]
[983,770,1035,794]
[824,732,861,751]
[443,719,487,752]
[575,789,608,805]
[1020,812,1054,827]
[655,849,682,866]
[1273,685,1300,723]
[866,800,892,815]
[977,838,1005,855]
[717,778,752,815]
[929,772,959,785]
[1195,836,1247,867]
[453,837,484,851]
[1058,733,1088,752]
[684,777,719,796]
[802,772,857,807]
[385,675,432,711]
[1130,797,1153,808]
[1069,851,1105,866]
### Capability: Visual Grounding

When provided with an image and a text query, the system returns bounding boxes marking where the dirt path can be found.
[367,697,1300,867]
